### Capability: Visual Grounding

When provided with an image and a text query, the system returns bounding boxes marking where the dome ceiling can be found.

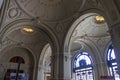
[16,0,85,21]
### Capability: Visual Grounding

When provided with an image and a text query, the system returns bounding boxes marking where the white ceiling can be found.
[70,15,110,52]
[72,16,109,38]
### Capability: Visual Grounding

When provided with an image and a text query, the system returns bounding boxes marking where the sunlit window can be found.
[4,56,25,80]
[73,52,94,80]
[107,45,120,80]
[10,56,25,64]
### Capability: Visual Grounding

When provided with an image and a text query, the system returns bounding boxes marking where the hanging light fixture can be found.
[95,15,105,24]
[22,27,34,33]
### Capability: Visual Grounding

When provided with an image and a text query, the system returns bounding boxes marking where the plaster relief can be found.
[8,8,20,19]
[16,0,85,21]
[55,23,63,33]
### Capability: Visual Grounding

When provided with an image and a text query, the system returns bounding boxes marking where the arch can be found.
[0,19,59,55]
[0,46,35,80]
[64,8,110,55]
[72,52,93,70]
[63,10,109,79]
[37,44,52,80]
[72,51,94,80]
[5,56,25,80]
[0,44,35,64]
[9,56,25,64]
[71,38,106,80]
[0,16,60,80]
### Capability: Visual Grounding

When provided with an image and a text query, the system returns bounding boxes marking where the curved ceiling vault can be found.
[4,26,50,44]
[72,16,109,38]
[70,15,110,52]
[16,0,85,21]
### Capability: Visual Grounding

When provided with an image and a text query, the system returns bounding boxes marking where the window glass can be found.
[73,52,94,80]
[107,45,120,80]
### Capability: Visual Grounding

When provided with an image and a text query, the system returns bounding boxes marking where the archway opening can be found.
[64,12,110,80]
[0,47,34,80]
[37,44,52,80]
[4,56,25,80]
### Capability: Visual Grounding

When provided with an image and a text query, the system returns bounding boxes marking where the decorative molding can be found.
[0,37,18,51]
[15,0,85,21]
[8,8,21,19]
[97,38,105,47]
[55,22,63,33]
[87,0,98,7]
[0,0,32,30]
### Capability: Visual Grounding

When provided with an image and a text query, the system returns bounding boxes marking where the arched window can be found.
[73,52,94,80]
[4,56,25,80]
[10,56,25,64]
[107,45,120,80]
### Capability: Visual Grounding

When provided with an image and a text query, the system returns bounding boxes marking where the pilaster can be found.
[110,23,120,75]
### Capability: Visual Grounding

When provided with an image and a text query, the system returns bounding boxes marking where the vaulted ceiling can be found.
[0,0,115,68]
[16,0,84,21]
[70,15,110,53]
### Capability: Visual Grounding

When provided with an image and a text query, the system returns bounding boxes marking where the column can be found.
[64,52,72,80]
[110,23,120,75]
[50,51,64,80]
